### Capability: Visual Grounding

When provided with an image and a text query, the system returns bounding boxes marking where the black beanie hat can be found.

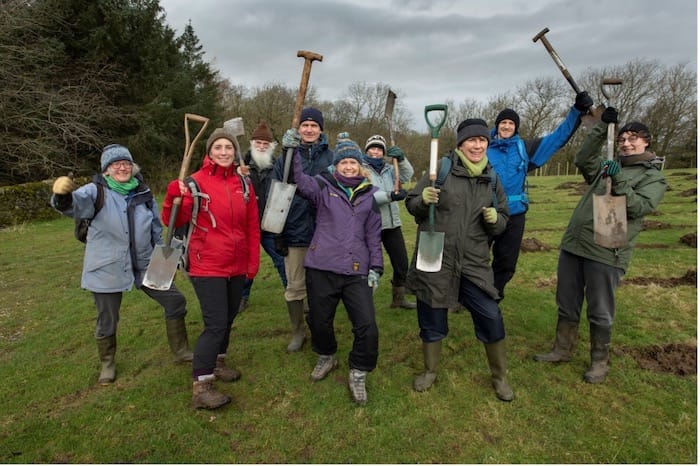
[618,121,650,138]
[456,118,490,146]
[495,108,520,134]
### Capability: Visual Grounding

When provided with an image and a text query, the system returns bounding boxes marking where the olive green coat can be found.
[561,122,667,272]
[406,151,508,308]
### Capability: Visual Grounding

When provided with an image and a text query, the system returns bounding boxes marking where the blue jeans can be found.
[242,232,287,299]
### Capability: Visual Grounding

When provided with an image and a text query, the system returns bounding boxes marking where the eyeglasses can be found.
[110,161,133,169]
[616,134,640,145]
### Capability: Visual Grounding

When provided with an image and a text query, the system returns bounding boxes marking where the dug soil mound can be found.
[520,237,553,252]
[617,343,697,376]
[621,269,696,287]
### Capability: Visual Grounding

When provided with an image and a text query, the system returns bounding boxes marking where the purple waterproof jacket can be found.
[292,153,382,276]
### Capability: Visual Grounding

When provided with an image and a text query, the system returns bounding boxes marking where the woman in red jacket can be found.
[162,127,260,410]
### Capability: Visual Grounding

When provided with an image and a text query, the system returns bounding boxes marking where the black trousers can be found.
[381,226,409,287]
[305,268,378,372]
[491,212,526,299]
[189,275,245,378]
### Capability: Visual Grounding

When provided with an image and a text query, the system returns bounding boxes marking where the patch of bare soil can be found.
[555,181,587,195]
[669,172,693,177]
[679,188,696,197]
[642,219,671,230]
[621,269,696,287]
[520,237,553,252]
[680,232,696,247]
[617,343,696,376]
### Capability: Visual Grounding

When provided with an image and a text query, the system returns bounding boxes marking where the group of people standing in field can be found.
[51,90,666,409]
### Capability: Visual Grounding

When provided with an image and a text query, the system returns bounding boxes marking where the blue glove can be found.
[601,160,620,177]
[368,269,381,289]
[387,146,405,161]
[282,128,301,148]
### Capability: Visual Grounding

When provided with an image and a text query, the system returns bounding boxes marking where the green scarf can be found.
[455,149,488,177]
[105,175,139,195]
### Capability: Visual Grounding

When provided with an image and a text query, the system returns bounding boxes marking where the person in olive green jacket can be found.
[534,107,667,384]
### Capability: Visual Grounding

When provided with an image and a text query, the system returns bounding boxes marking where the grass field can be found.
[0,169,696,463]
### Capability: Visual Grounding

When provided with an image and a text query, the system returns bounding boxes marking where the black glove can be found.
[601,106,618,124]
[274,235,288,257]
[390,189,407,201]
[574,91,594,112]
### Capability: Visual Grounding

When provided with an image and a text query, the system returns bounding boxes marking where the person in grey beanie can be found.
[406,118,514,402]
[50,144,193,386]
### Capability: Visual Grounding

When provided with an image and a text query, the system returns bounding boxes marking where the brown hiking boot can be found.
[192,378,230,410]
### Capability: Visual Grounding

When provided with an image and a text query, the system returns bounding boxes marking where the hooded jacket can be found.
[406,150,509,308]
[291,152,382,276]
[488,106,583,216]
[272,133,334,246]
[365,156,414,230]
[162,155,260,279]
[561,121,667,272]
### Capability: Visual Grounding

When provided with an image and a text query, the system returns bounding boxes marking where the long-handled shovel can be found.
[384,89,400,193]
[416,104,448,272]
[593,78,627,248]
[142,113,209,290]
[261,50,323,234]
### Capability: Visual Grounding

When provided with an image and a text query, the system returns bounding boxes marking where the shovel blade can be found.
[593,193,628,248]
[261,180,297,234]
[416,231,445,272]
[142,238,183,291]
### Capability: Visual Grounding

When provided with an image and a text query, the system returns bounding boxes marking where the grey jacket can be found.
[366,158,414,230]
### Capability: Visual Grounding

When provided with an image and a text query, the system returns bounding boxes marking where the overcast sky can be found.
[160,0,697,131]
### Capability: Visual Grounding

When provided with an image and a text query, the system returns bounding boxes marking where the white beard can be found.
[250,141,277,170]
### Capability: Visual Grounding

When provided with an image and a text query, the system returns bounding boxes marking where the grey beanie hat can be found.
[456,118,490,147]
[101,144,134,172]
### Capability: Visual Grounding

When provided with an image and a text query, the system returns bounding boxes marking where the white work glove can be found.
[422,186,440,205]
[368,269,381,290]
[482,207,498,224]
[52,176,78,195]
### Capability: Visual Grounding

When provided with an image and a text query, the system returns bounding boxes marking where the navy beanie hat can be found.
[618,121,650,137]
[495,108,520,134]
[333,132,363,165]
[101,144,134,172]
[299,107,324,130]
[456,118,490,146]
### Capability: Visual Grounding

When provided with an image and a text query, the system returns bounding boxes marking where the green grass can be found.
[0,170,696,463]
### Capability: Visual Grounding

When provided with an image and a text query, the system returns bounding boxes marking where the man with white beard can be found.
[239,120,288,311]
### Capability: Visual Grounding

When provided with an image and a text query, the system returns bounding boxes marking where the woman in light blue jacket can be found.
[51,145,193,385]
[362,135,416,309]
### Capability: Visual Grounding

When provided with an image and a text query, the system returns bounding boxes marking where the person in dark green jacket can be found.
[534,107,667,384]
[406,118,513,402]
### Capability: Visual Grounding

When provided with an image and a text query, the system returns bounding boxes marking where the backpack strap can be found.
[435,155,452,188]
[184,176,215,231]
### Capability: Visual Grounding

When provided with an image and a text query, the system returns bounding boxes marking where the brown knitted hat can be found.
[206,127,239,155]
[251,120,273,142]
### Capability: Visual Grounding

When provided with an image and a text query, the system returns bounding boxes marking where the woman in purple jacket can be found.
[284,130,382,406]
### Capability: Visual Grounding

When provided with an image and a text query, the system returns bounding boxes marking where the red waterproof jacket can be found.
[162,156,260,279]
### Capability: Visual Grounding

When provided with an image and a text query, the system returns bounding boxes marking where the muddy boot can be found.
[390,286,416,309]
[584,324,612,384]
[213,354,241,382]
[485,340,514,402]
[311,354,338,381]
[192,375,231,410]
[165,318,193,363]
[348,369,368,405]
[96,335,117,385]
[286,299,306,352]
[533,318,579,362]
[413,341,441,392]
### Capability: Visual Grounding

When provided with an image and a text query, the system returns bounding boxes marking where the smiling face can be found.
[458,136,489,163]
[335,158,361,177]
[617,131,649,156]
[209,137,236,168]
[497,119,517,139]
[299,120,321,144]
[106,160,133,182]
[366,145,384,159]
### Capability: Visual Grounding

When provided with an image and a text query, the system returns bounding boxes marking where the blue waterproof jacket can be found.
[272,134,334,246]
[488,106,584,216]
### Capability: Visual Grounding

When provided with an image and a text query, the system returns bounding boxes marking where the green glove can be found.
[482,207,497,224]
[387,146,405,161]
[422,186,440,205]
[601,160,620,177]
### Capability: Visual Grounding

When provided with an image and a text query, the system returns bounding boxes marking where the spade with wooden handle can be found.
[384,89,400,193]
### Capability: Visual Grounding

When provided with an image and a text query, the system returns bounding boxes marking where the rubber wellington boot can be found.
[192,375,231,410]
[213,354,241,382]
[484,340,514,402]
[286,299,306,352]
[413,341,441,392]
[96,335,117,385]
[584,324,612,384]
[165,318,193,363]
[390,286,417,309]
[533,318,579,362]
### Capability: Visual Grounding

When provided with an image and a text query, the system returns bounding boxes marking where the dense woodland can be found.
[1,0,696,188]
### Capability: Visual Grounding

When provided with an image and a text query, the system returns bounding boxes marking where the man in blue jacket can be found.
[272,108,335,352]
[488,91,593,300]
